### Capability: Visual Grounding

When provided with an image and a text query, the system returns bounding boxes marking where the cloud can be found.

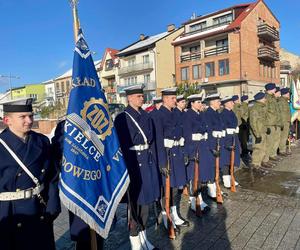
[58,60,68,69]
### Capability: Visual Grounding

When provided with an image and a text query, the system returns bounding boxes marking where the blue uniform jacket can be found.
[220,108,241,167]
[114,105,160,205]
[152,105,187,188]
[183,109,215,182]
[0,128,60,250]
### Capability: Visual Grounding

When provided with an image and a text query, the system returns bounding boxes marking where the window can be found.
[216,39,228,47]
[128,58,135,66]
[205,62,215,77]
[190,45,200,53]
[193,65,201,79]
[219,59,229,76]
[66,80,70,91]
[213,14,233,25]
[61,82,65,93]
[125,76,137,85]
[144,74,150,83]
[105,59,113,70]
[181,67,189,81]
[190,21,207,32]
[143,55,149,64]
[280,78,285,85]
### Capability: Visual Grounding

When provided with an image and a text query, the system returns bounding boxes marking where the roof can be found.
[55,59,102,80]
[99,48,119,70]
[117,31,170,57]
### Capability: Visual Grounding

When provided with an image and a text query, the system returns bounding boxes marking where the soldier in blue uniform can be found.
[183,94,211,212]
[220,96,240,188]
[152,87,189,229]
[0,98,60,250]
[149,96,162,120]
[114,85,160,250]
[51,119,104,250]
[203,93,226,199]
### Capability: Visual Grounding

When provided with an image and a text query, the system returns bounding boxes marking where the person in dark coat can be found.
[183,94,211,212]
[202,93,226,199]
[0,98,60,250]
[220,96,240,189]
[114,85,160,250]
[152,87,189,230]
[51,119,104,250]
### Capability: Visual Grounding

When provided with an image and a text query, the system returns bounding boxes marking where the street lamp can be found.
[0,73,20,99]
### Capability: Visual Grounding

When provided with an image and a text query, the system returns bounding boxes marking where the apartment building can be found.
[117,25,184,103]
[11,84,45,102]
[99,48,119,103]
[173,0,280,98]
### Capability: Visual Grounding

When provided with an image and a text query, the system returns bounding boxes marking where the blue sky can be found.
[0,0,299,93]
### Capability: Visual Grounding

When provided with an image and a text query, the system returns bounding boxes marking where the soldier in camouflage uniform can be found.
[233,95,242,126]
[249,92,268,170]
[263,83,282,168]
[278,88,291,156]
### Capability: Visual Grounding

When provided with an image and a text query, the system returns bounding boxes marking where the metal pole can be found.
[0,74,20,100]
[9,72,12,99]
[69,0,80,43]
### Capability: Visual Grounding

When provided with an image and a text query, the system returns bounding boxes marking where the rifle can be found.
[215,137,223,204]
[230,136,236,192]
[193,151,202,216]
[165,150,176,240]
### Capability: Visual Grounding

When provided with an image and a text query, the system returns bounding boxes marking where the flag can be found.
[291,80,300,110]
[59,29,129,238]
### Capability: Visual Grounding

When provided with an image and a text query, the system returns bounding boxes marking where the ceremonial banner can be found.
[59,29,129,238]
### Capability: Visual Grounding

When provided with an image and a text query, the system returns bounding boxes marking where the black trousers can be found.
[239,123,249,156]
[128,202,149,236]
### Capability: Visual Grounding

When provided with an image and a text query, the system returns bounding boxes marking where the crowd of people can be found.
[0,81,292,250]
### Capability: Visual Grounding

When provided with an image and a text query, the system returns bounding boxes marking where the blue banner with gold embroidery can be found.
[59,29,129,238]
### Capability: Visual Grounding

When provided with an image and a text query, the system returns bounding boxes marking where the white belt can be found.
[212,131,223,138]
[0,184,44,201]
[235,126,239,133]
[192,133,208,141]
[129,144,149,151]
[226,128,236,135]
[164,138,185,148]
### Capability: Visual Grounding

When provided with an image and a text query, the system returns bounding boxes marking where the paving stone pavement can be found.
[54,144,300,250]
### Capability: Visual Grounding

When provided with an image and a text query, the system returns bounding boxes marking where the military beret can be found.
[221,96,233,105]
[161,87,177,96]
[152,96,162,104]
[265,83,276,91]
[275,87,280,93]
[241,95,249,102]
[187,94,202,102]
[232,95,239,102]
[2,98,33,112]
[280,88,290,95]
[124,84,144,95]
[176,95,185,102]
[254,92,265,101]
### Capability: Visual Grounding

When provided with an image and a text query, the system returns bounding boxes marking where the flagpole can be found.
[70,0,80,43]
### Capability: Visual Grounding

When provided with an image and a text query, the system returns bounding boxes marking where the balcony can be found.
[117,81,156,93]
[204,46,228,57]
[258,46,279,61]
[118,62,153,76]
[257,23,279,42]
[180,51,201,62]
[182,20,232,38]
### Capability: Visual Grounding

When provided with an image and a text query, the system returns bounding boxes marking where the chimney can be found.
[140,34,145,41]
[167,24,176,32]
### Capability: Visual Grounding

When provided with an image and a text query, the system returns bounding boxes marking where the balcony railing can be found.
[180,51,201,62]
[117,81,156,93]
[258,46,279,61]
[182,20,232,37]
[257,23,279,42]
[204,46,228,57]
[118,62,153,75]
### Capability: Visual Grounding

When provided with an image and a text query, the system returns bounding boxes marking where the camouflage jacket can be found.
[249,101,267,138]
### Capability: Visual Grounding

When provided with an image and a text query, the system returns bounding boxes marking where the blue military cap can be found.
[265,82,276,91]
[161,87,177,96]
[124,84,145,95]
[280,88,290,95]
[232,95,239,102]
[176,95,185,102]
[2,97,33,112]
[152,96,162,104]
[275,87,280,93]
[221,96,233,105]
[187,94,202,102]
[204,93,220,102]
[241,95,249,102]
[254,92,265,101]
